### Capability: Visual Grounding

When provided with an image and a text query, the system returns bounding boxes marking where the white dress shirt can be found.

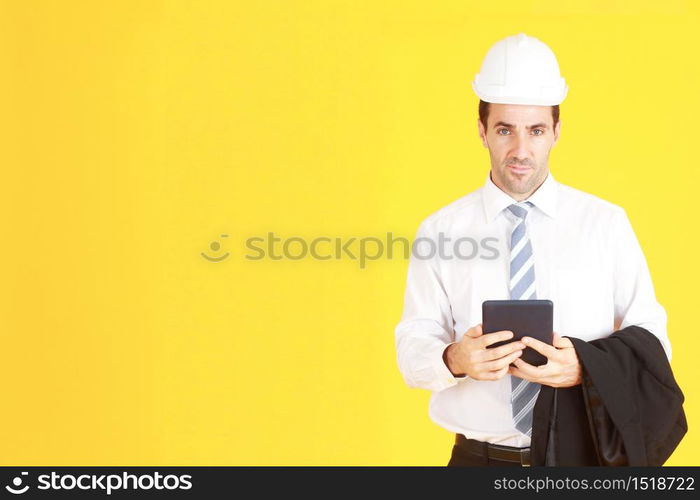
[394,171,671,448]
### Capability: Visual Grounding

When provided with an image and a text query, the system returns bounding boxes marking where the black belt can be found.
[455,434,531,466]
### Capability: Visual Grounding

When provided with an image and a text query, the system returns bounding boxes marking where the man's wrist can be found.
[443,343,467,377]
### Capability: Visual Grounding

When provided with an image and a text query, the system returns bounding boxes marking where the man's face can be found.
[477,103,561,200]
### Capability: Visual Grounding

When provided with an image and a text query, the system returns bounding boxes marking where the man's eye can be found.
[497,128,509,135]
[533,129,544,136]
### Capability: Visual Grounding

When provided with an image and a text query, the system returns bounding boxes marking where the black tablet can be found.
[482,299,554,366]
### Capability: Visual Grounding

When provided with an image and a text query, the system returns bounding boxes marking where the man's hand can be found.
[508,333,582,387]
[444,323,525,381]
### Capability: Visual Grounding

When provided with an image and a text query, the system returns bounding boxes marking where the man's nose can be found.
[510,133,531,160]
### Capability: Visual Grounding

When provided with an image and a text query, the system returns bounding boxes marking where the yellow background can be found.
[0,0,696,465]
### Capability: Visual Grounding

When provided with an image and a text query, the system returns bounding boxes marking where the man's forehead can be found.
[488,103,553,127]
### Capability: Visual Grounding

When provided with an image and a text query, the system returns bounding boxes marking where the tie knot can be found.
[507,201,533,220]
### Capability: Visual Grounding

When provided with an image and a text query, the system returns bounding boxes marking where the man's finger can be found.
[480,340,526,361]
[485,364,510,381]
[480,330,513,348]
[522,336,560,360]
[482,349,522,371]
[465,323,484,338]
[512,357,554,378]
[552,334,573,349]
[508,365,532,382]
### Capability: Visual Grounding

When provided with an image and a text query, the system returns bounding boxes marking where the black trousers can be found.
[447,443,524,467]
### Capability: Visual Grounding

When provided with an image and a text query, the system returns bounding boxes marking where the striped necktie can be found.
[507,201,540,437]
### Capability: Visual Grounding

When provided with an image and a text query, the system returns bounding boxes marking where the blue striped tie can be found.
[507,201,540,437]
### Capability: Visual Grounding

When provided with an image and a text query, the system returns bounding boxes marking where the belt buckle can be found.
[521,448,531,467]
[488,443,531,466]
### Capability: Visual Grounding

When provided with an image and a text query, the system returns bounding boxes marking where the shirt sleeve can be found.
[611,207,672,361]
[394,218,469,392]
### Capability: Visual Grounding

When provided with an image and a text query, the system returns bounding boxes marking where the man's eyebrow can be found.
[493,121,549,129]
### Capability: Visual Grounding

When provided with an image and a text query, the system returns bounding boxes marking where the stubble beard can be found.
[500,165,546,195]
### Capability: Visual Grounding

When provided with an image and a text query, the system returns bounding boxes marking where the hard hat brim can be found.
[472,79,568,106]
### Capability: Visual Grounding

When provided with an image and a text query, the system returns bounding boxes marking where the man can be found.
[394,33,672,466]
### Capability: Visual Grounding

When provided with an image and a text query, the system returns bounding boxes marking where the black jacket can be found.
[529,326,687,466]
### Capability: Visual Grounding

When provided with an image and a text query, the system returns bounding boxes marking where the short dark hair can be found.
[478,99,560,131]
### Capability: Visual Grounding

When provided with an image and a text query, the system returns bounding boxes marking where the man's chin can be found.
[504,178,534,195]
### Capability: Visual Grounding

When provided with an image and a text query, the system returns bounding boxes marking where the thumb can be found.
[465,323,483,338]
[552,332,572,348]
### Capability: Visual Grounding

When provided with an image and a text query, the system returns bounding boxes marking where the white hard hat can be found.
[472,33,568,106]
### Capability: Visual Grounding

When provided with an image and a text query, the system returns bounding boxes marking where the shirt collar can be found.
[482,170,558,223]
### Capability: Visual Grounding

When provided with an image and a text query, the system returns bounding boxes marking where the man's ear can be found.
[477,118,488,148]
[552,119,562,146]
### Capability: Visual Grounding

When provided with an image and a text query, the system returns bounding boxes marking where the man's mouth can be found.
[507,164,531,174]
